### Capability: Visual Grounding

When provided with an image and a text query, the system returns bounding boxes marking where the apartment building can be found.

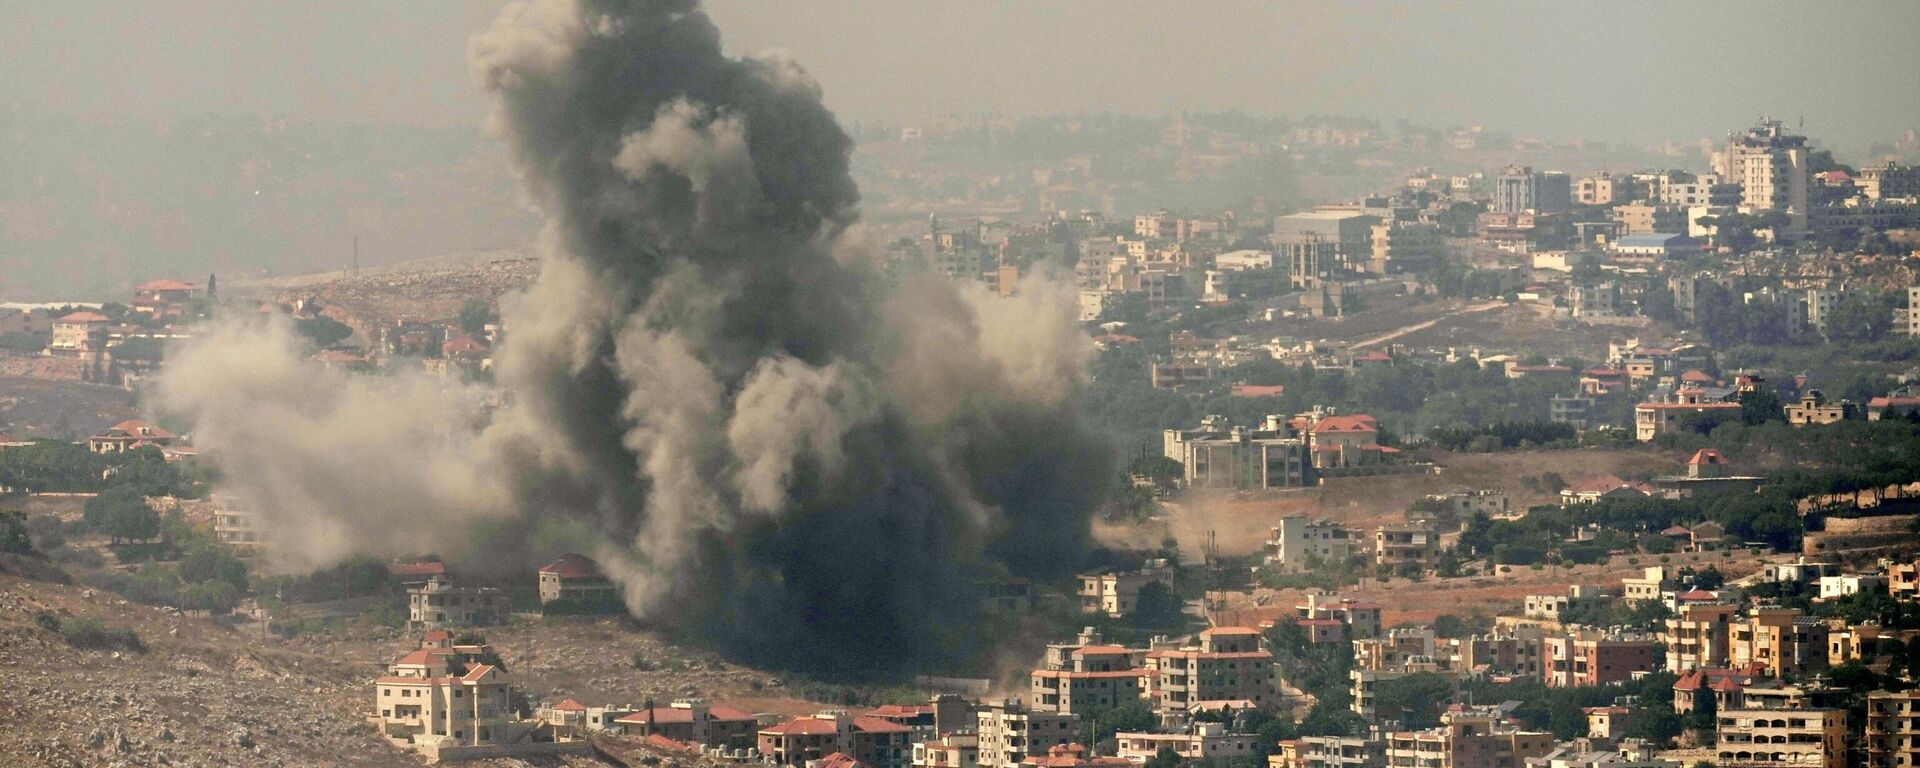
[1077,563,1175,618]
[1385,706,1553,768]
[407,575,510,631]
[1265,517,1357,573]
[759,711,914,768]
[1144,627,1278,715]
[536,553,618,606]
[914,733,980,768]
[1030,630,1147,715]
[1715,707,1846,768]
[1271,735,1383,768]
[1373,523,1438,570]
[1296,594,1384,640]
[1865,690,1920,768]
[975,699,1078,768]
[1731,607,1830,678]
[1545,631,1660,687]
[1712,119,1811,238]
[210,492,266,558]
[1665,601,1739,671]
[1612,203,1687,235]
[1354,628,1439,673]
[1114,722,1261,764]
[1458,627,1548,680]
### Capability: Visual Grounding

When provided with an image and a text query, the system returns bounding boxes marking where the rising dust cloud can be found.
[152,0,1113,669]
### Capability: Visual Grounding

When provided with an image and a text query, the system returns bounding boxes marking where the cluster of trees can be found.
[1456,490,1803,564]
[0,442,197,496]
[1428,420,1577,452]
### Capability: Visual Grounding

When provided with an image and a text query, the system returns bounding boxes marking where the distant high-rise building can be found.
[1494,165,1571,214]
[1712,119,1811,238]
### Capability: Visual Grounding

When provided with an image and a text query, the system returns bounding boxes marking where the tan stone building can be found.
[1144,627,1278,715]
[1384,706,1553,768]
[1866,690,1920,768]
[373,634,525,754]
[1715,706,1846,768]
[759,711,913,768]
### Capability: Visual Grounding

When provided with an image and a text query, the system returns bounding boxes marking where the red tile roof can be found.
[58,311,110,324]
[1200,626,1261,636]
[617,704,756,725]
[539,553,605,580]
[1230,384,1286,398]
[553,699,588,712]
[1071,645,1133,656]
[817,753,869,768]
[1031,669,1147,680]
[1310,415,1378,434]
[136,279,196,291]
[1688,448,1727,466]
[644,734,697,752]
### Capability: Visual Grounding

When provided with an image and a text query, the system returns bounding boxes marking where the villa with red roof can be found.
[372,633,568,760]
[132,279,197,317]
[616,700,759,749]
[1560,474,1657,503]
[759,711,913,768]
[87,420,178,454]
[1306,413,1395,468]
[50,311,110,356]
[537,553,619,608]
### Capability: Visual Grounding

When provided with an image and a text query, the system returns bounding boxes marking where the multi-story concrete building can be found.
[1271,735,1383,768]
[49,311,109,357]
[1385,706,1553,768]
[210,492,266,558]
[1366,221,1442,274]
[1715,706,1846,768]
[1866,690,1920,768]
[1576,173,1632,206]
[759,711,914,768]
[1858,161,1920,201]
[1665,601,1739,671]
[1495,165,1572,214]
[1712,119,1811,238]
[1265,517,1358,573]
[1178,424,1315,490]
[1273,211,1382,283]
[1144,627,1278,715]
[1732,607,1830,678]
[1545,630,1660,688]
[373,633,525,756]
[407,575,510,632]
[914,733,980,768]
[975,699,1078,768]
[1354,627,1438,672]
[1372,523,1438,570]
[1296,594,1384,640]
[536,553,618,606]
[1613,203,1688,235]
[1425,490,1510,519]
[1459,626,1547,680]
[1114,722,1261,764]
[1077,563,1175,618]
[1030,629,1147,715]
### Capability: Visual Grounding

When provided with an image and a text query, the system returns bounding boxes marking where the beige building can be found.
[1715,707,1846,768]
[1665,601,1739,671]
[759,711,913,768]
[1265,517,1358,573]
[1858,161,1920,200]
[408,575,510,631]
[1271,735,1382,768]
[1030,630,1147,715]
[1866,690,1920,768]
[1372,523,1438,569]
[536,553,617,606]
[1366,221,1441,274]
[373,633,529,756]
[1116,722,1261,764]
[1077,563,1174,618]
[210,493,266,558]
[975,699,1078,768]
[1712,119,1811,238]
[1144,627,1278,715]
[915,732,981,768]
[49,311,109,357]
[1384,706,1553,768]
[1732,607,1829,679]
[1613,203,1687,235]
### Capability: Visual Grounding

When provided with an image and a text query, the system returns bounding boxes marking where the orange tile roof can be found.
[553,699,588,712]
[618,704,756,724]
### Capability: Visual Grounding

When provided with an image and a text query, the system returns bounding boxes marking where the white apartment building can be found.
[1265,517,1357,573]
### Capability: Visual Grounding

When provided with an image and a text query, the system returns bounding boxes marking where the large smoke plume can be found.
[155,0,1112,668]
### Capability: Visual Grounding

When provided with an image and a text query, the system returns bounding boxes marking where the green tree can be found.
[178,543,249,591]
[1739,388,1784,426]
[0,332,46,355]
[1825,290,1899,345]
[0,510,33,554]
[293,316,354,348]
[458,298,493,338]
[92,488,160,544]
[1144,747,1181,768]
[1127,581,1188,629]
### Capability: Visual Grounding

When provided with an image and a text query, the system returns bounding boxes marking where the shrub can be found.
[45,614,146,652]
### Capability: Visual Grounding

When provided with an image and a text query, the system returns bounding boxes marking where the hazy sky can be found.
[3,1,1918,149]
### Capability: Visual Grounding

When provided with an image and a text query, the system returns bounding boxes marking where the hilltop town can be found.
[7,86,1920,768]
